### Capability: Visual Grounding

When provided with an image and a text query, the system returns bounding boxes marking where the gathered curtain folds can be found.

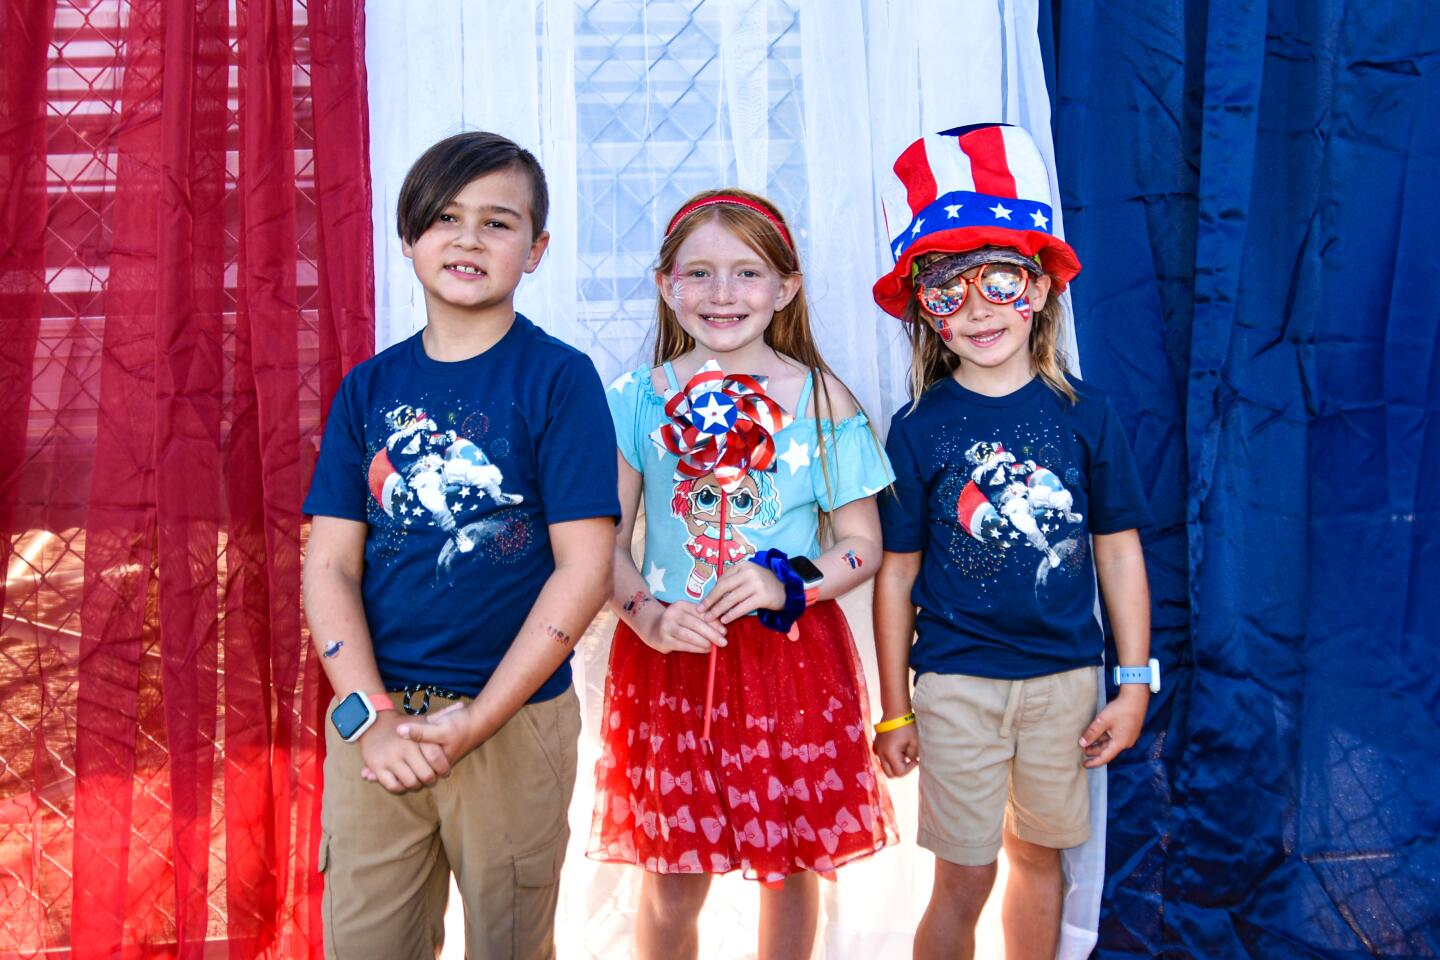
[1049,0,1440,955]
[0,0,372,956]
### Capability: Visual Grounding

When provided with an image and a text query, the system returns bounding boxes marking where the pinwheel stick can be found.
[701,494,728,744]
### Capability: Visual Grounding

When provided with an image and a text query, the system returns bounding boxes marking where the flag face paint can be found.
[1014,296,1033,322]
[935,315,953,341]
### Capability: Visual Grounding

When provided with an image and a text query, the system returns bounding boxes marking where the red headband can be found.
[665,195,794,249]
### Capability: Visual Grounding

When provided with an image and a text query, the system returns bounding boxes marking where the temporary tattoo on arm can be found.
[622,591,653,614]
[322,640,344,658]
[546,624,573,647]
[842,549,862,569]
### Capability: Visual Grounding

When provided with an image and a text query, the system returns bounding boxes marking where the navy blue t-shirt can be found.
[880,375,1152,680]
[303,314,620,701]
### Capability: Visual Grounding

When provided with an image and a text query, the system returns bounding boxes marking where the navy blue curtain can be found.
[1044,1,1440,956]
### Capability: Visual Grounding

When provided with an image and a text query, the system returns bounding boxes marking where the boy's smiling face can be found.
[402,167,549,320]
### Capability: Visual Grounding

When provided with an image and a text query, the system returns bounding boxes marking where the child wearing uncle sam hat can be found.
[869,123,1157,959]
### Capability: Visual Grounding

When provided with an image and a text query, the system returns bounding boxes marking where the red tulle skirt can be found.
[587,600,897,883]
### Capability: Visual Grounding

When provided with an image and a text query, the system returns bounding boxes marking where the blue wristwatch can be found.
[1112,658,1162,693]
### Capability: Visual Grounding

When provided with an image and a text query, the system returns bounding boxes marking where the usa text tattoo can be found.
[546,624,573,647]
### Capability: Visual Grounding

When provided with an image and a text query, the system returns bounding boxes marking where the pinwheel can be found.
[652,359,792,741]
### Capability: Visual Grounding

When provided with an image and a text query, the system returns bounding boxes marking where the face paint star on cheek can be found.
[1014,296,1033,322]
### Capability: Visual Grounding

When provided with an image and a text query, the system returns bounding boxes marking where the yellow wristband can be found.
[873,712,916,734]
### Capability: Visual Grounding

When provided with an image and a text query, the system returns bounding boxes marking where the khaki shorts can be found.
[320,687,581,960]
[912,667,1097,866]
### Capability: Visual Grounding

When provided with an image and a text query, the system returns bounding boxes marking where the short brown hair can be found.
[396,132,548,244]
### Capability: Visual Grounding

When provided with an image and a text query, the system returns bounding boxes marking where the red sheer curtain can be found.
[0,1,372,956]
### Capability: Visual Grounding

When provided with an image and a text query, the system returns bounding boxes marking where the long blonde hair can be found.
[903,270,1078,408]
[653,189,855,536]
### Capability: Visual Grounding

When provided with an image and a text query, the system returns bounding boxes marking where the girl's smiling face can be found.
[920,259,1053,381]
[657,219,800,358]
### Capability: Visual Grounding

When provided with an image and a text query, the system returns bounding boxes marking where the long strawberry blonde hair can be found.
[652,188,861,532]
[903,259,1078,407]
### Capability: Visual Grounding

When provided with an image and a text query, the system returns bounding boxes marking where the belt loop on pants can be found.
[999,679,1024,739]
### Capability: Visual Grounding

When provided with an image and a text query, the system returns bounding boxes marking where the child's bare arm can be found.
[397,515,615,760]
[609,452,726,655]
[872,550,922,778]
[303,516,451,792]
[701,495,884,624]
[1080,528,1151,768]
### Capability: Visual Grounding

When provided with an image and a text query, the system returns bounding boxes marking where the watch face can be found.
[331,691,375,741]
[789,555,824,586]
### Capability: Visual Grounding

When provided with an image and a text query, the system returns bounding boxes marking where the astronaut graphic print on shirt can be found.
[365,401,529,580]
[923,416,1094,596]
[955,439,1084,584]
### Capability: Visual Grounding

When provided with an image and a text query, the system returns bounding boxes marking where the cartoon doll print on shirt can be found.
[956,440,1083,583]
[367,403,526,574]
[671,469,782,598]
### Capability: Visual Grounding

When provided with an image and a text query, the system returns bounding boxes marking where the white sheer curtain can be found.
[365,2,1100,957]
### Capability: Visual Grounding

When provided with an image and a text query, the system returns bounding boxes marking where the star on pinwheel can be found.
[651,359,793,492]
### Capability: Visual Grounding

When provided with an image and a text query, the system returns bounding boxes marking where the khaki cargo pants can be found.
[320,688,581,960]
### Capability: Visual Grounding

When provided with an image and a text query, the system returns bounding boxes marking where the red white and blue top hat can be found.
[872,123,1082,318]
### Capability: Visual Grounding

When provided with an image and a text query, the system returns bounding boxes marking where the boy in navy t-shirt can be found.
[302,132,618,960]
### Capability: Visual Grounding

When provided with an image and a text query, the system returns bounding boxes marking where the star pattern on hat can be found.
[876,125,1080,315]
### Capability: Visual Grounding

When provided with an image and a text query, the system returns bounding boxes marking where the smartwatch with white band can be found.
[331,690,395,742]
[1112,658,1162,693]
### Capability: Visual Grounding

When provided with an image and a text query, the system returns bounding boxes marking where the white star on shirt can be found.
[910,218,925,236]
[645,563,667,594]
[863,483,887,496]
[944,203,962,218]
[777,437,811,476]
[1030,209,1050,229]
[989,202,1013,220]
[694,395,734,430]
[610,370,635,392]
